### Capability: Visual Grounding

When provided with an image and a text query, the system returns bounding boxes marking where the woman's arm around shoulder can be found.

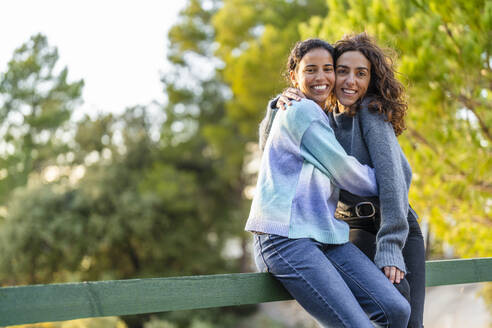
[281,99,379,197]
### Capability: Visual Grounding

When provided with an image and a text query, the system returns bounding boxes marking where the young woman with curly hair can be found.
[247,38,410,327]
[262,33,425,327]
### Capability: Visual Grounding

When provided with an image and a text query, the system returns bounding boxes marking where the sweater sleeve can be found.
[300,120,378,197]
[359,109,409,273]
[259,97,279,153]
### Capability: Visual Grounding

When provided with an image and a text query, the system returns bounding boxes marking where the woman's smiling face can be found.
[290,48,335,108]
[335,51,371,109]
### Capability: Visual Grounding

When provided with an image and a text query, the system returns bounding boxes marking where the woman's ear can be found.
[289,70,298,88]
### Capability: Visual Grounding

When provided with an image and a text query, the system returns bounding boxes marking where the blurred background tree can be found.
[0,0,490,327]
[0,34,83,204]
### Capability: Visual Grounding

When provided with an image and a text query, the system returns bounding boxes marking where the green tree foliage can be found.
[0,108,155,284]
[0,34,83,204]
[0,14,245,288]
[0,105,238,286]
[295,0,491,258]
[157,0,250,272]
[0,3,246,300]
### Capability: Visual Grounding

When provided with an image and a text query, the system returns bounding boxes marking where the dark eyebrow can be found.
[304,64,334,68]
[335,64,369,71]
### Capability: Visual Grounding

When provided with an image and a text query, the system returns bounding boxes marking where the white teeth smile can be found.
[342,89,356,94]
[313,85,327,90]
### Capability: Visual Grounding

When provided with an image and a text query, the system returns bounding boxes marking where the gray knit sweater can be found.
[259,98,411,272]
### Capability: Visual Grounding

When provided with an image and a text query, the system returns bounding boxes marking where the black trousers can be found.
[349,210,425,328]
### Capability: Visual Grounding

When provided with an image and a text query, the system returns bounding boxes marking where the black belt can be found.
[335,201,380,234]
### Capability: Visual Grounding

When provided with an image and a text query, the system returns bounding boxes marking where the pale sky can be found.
[0,0,187,119]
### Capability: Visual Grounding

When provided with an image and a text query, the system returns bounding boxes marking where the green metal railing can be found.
[1,258,492,326]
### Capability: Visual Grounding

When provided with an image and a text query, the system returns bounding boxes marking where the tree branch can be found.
[442,22,464,59]
[456,94,492,142]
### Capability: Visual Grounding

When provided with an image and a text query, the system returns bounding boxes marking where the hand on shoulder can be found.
[277,87,306,110]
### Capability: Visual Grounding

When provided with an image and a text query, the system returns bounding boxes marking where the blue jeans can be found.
[348,208,425,327]
[254,234,411,328]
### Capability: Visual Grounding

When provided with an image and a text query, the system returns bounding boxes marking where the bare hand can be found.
[383,266,405,284]
[277,87,306,110]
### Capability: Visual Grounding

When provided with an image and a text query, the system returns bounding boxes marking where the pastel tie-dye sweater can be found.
[245,99,378,244]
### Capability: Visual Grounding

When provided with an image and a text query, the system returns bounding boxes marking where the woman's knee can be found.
[386,297,411,327]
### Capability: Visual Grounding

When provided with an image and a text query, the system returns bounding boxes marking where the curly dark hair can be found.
[334,33,407,136]
[285,38,336,110]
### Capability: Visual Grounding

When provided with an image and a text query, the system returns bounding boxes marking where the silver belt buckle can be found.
[355,202,376,218]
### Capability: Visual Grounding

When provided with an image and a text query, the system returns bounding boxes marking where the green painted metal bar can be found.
[1,258,491,326]
[0,273,291,326]
[425,257,492,286]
